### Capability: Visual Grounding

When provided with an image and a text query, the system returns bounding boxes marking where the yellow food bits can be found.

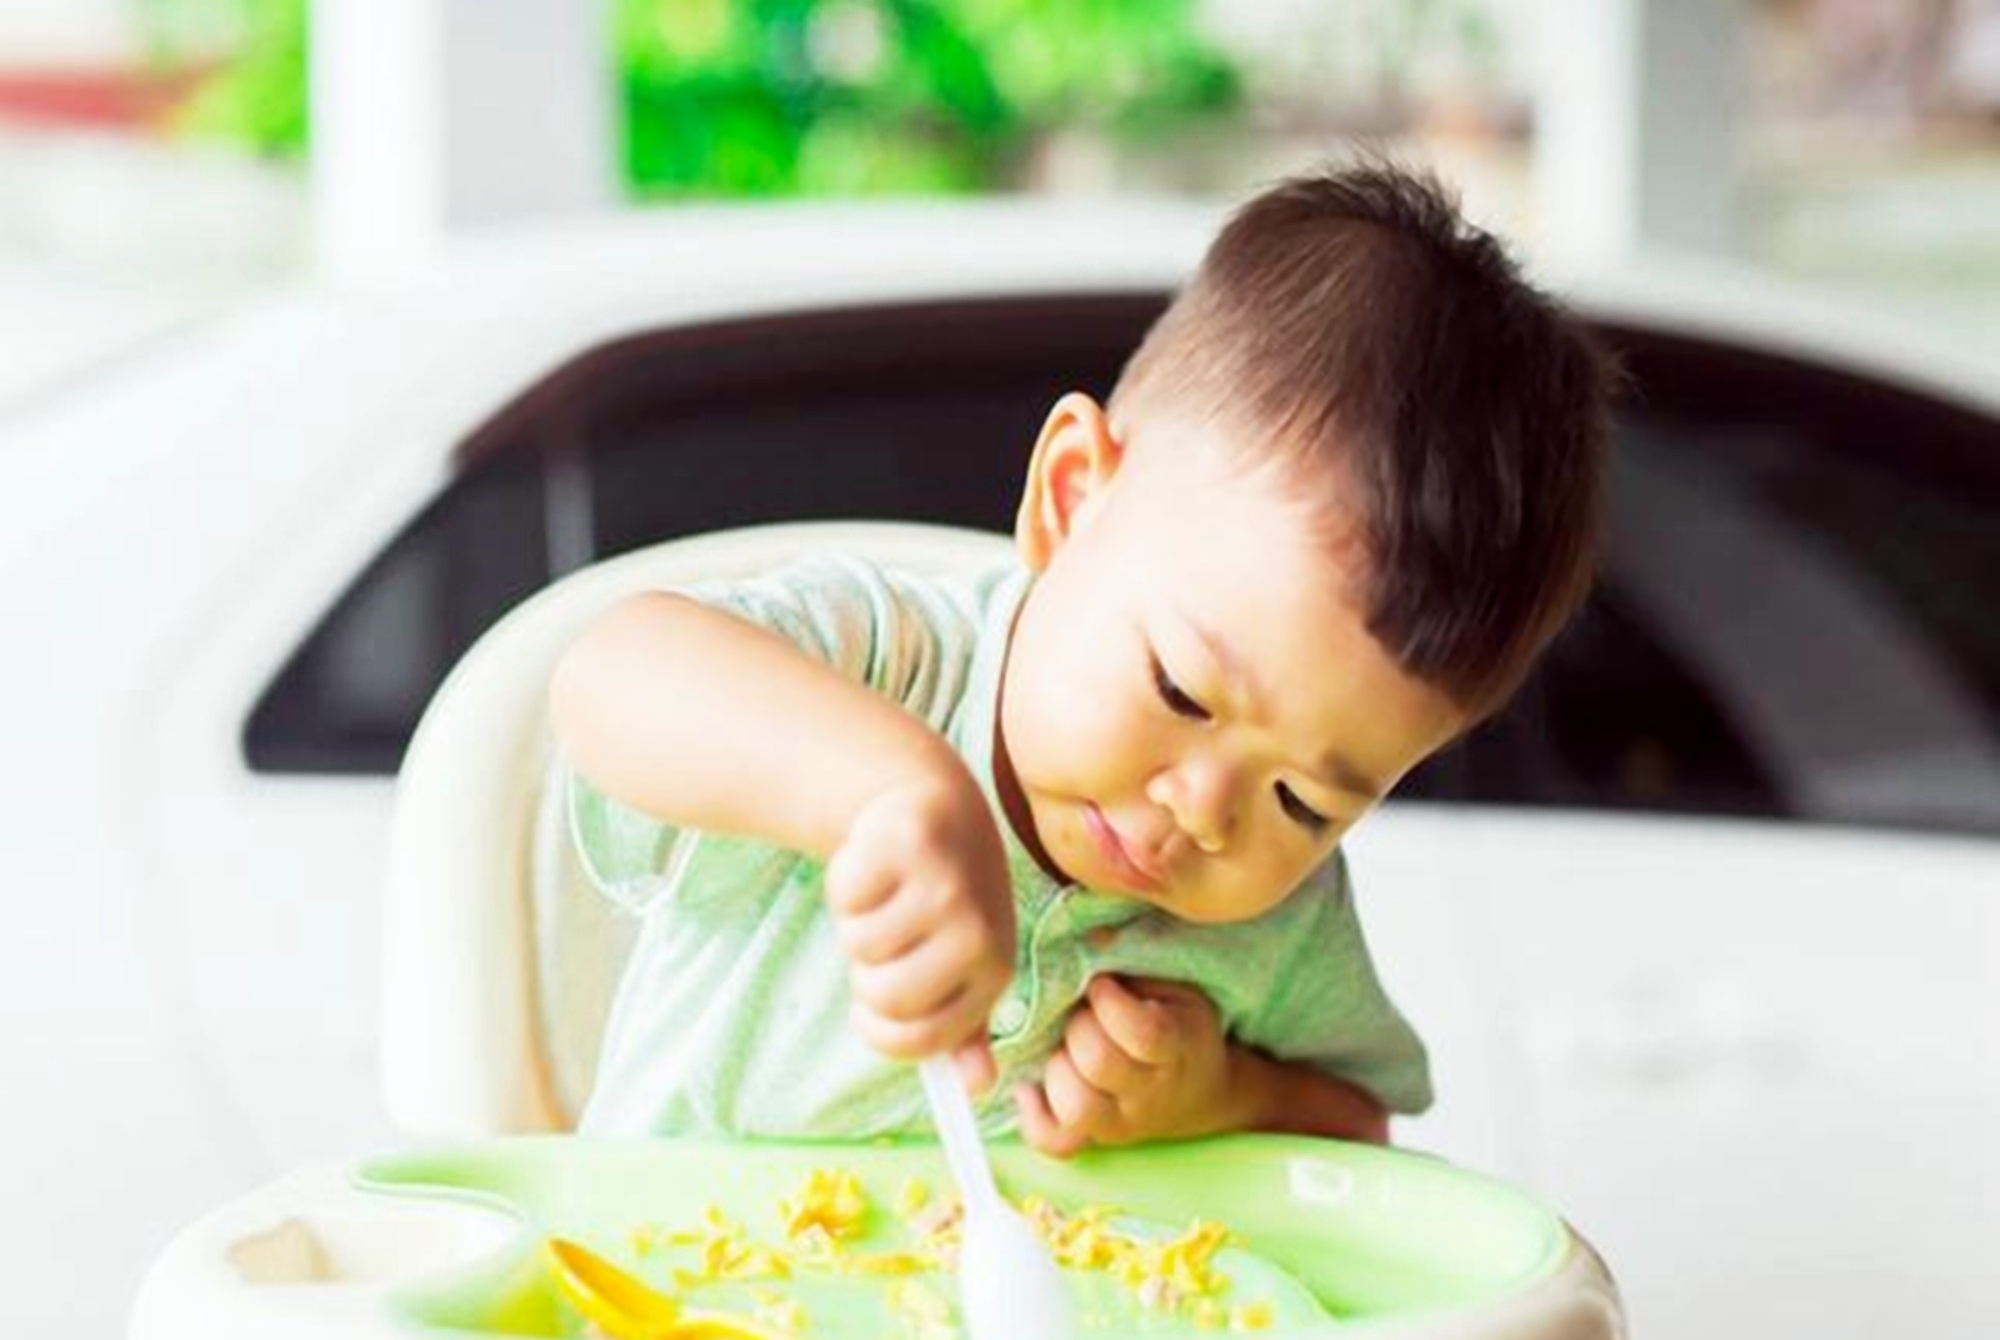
[825,1250,931,1276]
[1022,1198,1241,1321]
[587,1165,1283,1337]
[750,1289,808,1335]
[1156,1219,1233,1300]
[887,1279,957,1340]
[1230,1300,1276,1331]
[894,1177,933,1218]
[780,1168,871,1243]
[664,1205,792,1289]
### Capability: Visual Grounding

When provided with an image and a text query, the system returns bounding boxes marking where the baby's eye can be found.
[1275,783,1331,835]
[1150,655,1210,721]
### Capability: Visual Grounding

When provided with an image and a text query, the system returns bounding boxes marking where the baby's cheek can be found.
[1024,678,1119,776]
[1070,679,1151,755]
[1061,698,1127,759]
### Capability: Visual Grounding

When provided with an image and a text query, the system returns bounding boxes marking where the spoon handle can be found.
[919,1055,1000,1211]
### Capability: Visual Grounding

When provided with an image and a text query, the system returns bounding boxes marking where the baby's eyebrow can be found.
[1168,604,1259,709]
[1312,750,1385,803]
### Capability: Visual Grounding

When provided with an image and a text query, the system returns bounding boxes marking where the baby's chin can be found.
[1143,892,1241,925]
[1140,881,1293,925]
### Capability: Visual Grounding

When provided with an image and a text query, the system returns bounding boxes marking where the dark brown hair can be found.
[1109,161,1617,718]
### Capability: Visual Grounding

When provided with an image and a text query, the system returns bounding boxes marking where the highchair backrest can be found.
[380,521,1014,1136]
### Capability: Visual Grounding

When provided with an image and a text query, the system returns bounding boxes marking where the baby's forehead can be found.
[1133,405,1365,520]
[1139,544,1372,670]
[1139,462,1371,596]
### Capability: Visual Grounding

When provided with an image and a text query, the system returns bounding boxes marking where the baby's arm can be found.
[1223,1049,1390,1144]
[551,592,1016,1063]
[1014,975,1388,1155]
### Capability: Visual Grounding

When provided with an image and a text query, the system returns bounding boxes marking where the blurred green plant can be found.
[138,0,1242,197]
[142,0,307,157]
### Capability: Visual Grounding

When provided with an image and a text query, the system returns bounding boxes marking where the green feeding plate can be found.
[355,1135,1579,1338]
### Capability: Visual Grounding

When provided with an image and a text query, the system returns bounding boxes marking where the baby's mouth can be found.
[1083,803,1167,892]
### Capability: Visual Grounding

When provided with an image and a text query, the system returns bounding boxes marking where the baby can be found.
[551,162,1614,1154]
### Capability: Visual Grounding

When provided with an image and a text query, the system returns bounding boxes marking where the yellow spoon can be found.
[545,1237,787,1340]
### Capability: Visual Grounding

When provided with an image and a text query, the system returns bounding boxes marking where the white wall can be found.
[0,0,136,62]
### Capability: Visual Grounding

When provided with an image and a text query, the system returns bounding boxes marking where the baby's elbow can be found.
[548,593,674,753]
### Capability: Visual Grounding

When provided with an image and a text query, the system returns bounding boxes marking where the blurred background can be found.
[4,0,2000,403]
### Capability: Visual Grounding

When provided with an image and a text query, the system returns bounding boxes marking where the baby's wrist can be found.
[1219,1046,1390,1144]
[873,745,984,820]
[1212,1044,1280,1134]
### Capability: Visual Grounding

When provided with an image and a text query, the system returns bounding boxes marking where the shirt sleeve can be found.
[1226,851,1435,1116]
[563,552,982,914]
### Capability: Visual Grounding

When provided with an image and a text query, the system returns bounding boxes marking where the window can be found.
[243,457,552,774]
[248,300,2000,840]
[1444,327,2000,836]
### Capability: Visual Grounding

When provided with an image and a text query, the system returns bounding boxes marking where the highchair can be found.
[131,521,1625,1340]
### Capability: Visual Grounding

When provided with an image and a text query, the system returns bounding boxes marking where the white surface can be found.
[0,1,134,62]
[1533,0,1744,262]
[311,0,614,278]
[1362,808,2000,1338]
[129,1162,518,1340]
[0,256,232,408]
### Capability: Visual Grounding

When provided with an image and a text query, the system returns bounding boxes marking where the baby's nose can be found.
[1185,820,1227,855]
[1149,759,1236,853]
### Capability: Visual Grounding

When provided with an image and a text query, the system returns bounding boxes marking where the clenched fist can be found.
[825,772,1017,1084]
[1015,975,1238,1156]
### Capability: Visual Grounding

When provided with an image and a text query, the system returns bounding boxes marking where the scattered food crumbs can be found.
[548,1165,1299,1339]
[780,1169,871,1244]
[894,1177,932,1219]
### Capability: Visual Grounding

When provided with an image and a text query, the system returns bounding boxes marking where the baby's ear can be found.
[1014,392,1123,571]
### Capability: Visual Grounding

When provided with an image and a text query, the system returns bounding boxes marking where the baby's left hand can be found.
[1014,975,1238,1157]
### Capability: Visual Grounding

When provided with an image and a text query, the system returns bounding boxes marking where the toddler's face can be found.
[996,398,1465,924]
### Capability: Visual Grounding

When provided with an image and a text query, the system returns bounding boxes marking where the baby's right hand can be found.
[824,771,1016,1080]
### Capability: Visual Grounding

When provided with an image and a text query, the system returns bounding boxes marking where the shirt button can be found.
[992,997,1030,1035]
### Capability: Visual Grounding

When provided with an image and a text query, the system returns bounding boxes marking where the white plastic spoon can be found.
[918,1056,1077,1340]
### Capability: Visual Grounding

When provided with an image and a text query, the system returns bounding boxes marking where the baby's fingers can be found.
[953,1038,998,1096]
[1084,974,1177,1065]
[848,944,1006,1060]
[849,988,985,1060]
[834,890,925,967]
[1041,1050,1116,1140]
[823,840,897,918]
[848,920,998,1021]
[1064,1004,1148,1095]
[1014,1082,1090,1159]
